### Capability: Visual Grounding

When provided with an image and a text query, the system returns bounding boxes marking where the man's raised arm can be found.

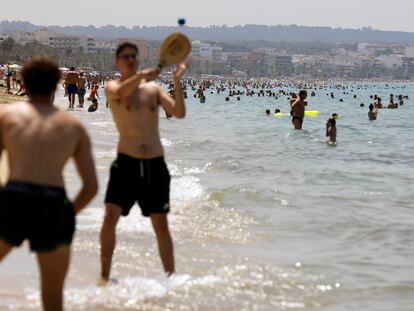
[105,68,160,104]
[159,63,188,119]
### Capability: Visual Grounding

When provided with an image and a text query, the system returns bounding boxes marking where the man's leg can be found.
[100,204,122,281]
[71,93,76,108]
[37,245,70,311]
[0,240,13,261]
[293,119,301,130]
[150,214,175,276]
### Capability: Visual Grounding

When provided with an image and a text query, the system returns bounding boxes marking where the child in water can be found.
[326,114,337,144]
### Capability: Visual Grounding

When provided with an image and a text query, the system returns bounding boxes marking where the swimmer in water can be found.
[368,103,378,120]
[99,42,187,284]
[291,90,307,130]
[326,114,337,144]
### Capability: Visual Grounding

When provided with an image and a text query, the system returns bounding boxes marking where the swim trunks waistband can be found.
[6,180,67,195]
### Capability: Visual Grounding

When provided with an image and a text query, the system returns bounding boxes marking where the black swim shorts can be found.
[67,84,78,95]
[0,181,75,252]
[105,153,171,217]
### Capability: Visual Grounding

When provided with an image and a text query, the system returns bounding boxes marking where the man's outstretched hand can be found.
[173,62,189,81]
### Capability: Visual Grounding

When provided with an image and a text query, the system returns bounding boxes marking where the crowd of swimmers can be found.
[161,78,409,144]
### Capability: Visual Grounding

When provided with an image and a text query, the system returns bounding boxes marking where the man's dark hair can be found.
[70,67,75,71]
[299,90,307,97]
[22,57,61,97]
[116,42,139,58]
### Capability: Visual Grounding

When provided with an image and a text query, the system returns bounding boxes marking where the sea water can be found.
[0,82,413,311]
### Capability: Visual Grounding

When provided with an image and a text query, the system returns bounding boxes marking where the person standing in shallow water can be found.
[326,114,337,144]
[291,90,307,130]
[99,42,188,284]
[0,57,98,311]
[368,103,378,120]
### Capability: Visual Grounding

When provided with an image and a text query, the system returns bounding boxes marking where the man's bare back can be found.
[66,71,79,85]
[0,102,85,187]
[78,76,87,89]
[0,57,97,311]
[107,80,164,159]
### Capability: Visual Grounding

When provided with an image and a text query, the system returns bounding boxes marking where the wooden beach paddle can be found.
[157,32,191,69]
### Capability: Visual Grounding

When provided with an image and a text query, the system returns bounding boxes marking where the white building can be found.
[6,30,36,45]
[376,55,403,68]
[191,41,224,62]
[406,47,414,58]
[34,29,96,53]
[97,42,118,54]
[402,58,414,78]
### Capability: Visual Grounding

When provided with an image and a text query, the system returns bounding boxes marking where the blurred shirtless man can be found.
[0,57,98,311]
[99,42,187,283]
[66,67,79,109]
[78,72,87,108]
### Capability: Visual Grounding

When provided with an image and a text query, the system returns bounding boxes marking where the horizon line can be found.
[1,20,413,34]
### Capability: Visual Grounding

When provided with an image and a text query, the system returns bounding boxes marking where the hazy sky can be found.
[1,0,413,32]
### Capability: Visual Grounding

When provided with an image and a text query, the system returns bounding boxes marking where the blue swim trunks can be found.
[67,84,78,95]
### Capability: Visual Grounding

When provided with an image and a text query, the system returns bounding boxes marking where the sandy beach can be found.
[0,92,23,105]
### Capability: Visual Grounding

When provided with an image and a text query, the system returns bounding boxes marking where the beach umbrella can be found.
[59,67,69,71]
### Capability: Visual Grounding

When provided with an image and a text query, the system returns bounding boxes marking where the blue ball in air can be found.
[178,18,186,26]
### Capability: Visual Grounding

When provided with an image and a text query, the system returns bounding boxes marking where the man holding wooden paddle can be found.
[100,37,190,283]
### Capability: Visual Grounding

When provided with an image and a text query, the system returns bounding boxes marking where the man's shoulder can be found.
[56,108,81,122]
[1,101,30,114]
[55,110,86,135]
[105,80,119,90]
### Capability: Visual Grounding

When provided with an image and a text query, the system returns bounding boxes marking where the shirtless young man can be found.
[0,57,98,311]
[99,42,187,283]
[65,67,79,109]
[291,90,307,130]
[78,72,87,108]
